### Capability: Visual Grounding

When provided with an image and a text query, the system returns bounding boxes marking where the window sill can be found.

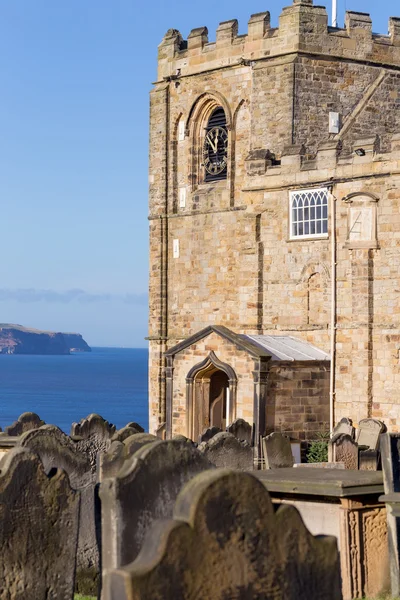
[287,235,329,242]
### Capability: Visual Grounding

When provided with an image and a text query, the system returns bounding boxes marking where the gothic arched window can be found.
[203,107,228,183]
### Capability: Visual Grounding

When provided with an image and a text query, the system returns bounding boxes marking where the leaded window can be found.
[290,188,328,239]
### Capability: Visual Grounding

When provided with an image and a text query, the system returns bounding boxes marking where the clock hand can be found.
[214,129,219,153]
[206,133,217,153]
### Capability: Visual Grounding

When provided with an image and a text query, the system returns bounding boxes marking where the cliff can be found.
[0,324,91,355]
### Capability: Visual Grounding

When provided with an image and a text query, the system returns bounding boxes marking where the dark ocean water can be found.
[0,347,148,434]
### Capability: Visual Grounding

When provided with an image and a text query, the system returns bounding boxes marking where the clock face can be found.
[203,126,228,176]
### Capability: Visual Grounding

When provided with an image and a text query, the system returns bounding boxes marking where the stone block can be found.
[0,447,79,600]
[198,432,252,470]
[263,432,294,469]
[108,469,342,600]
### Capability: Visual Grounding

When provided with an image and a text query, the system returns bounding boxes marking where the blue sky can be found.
[0,0,396,347]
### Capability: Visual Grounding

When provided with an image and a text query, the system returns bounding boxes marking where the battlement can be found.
[157,0,400,81]
[242,132,400,191]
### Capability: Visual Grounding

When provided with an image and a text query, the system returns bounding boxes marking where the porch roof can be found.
[243,335,330,362]
[165,326,330,363]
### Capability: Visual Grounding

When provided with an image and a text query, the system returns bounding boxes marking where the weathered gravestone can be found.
[359,449,379,471]
[356,418,385,450]
[4,411,45,435]
[329,434,358,470]
[100,439,214,600]
[226,418,252,443]
[125,422,145,433]
[108,469,342,600]
[263,432,294,469]
[198,432,253,471]
[380,433,400,596]
[111,424,146,443]
[0,447,79,600]
[98,432,158,482]
[19,424,100,596]
[198,425,221,443]
[71,413,117,471]
[331,417,354,439]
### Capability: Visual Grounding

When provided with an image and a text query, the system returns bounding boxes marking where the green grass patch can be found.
[74,595,96,600]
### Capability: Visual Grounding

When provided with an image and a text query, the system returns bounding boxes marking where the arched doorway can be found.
[186,352,237,441]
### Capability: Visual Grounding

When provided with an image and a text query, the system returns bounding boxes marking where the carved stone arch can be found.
[299,261,331,286]
[342,191,379,204]
[185,351,237,440]
[186,92,233,190]
[186,351,237,383]
[186,91,233,137]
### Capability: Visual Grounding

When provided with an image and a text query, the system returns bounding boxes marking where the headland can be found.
[0,323,91,355]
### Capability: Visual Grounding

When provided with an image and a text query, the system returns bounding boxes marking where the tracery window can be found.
[290,188,328,239]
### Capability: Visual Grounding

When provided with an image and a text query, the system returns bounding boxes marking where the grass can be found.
[74,596,96,600]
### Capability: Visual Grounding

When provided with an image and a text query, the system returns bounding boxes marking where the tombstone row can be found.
[0,436,342,600]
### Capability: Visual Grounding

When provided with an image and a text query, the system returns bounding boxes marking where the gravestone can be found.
[356,418,385,450]
[19,425,99,596]
[4,412,45,435]
[380,433,400,596]
[71,413,117,471]
[226,418,252,443]
[125,422,144,433]
[198,432,252,471]
[0,447,79,600]
[71,413,116,439]
[332,417,354,439]
[262,432,294,469]
[198,425,221,443]
[98,433,158,482]
[100,439,214,600]
[112,424,145,443]
[359,449,379,471]
[108,470,342,600]
[330,434,358,470]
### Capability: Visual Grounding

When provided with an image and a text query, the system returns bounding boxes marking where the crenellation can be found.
[187,27,208,51]
[216,20,238,46]
[345,11,372,37]
[390,17,400,46]
[247,12,271,40]
[157,3,400,83]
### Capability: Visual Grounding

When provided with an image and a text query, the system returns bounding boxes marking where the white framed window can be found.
[290,188,329,239]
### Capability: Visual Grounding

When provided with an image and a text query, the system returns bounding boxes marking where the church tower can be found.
[148,0,400,442]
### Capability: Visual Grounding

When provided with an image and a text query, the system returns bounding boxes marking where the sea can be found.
[0,347,148,434]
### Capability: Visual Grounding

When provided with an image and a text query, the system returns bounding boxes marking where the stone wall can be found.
[267,362,330,440]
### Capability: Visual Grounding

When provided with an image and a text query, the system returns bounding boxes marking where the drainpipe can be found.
[329,190,337,433]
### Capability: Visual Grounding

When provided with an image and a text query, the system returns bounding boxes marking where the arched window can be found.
[290,188,328,239]
[203,107,228,183]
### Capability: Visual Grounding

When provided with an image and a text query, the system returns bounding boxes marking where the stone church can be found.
[148,0,400,446]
